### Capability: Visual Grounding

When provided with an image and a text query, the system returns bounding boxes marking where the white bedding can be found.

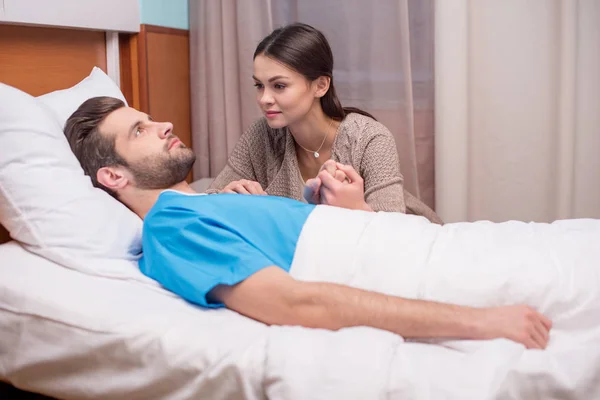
[291,207,600,399]
[0,241,268,399]
[1,208,600,399]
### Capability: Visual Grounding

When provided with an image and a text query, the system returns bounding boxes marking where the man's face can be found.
[99,106,195,190]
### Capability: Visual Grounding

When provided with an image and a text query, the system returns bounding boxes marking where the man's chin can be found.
[171,147,195,160]
[128,151,196,190]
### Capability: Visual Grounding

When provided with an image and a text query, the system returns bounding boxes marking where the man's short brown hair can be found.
[64,96,127,197]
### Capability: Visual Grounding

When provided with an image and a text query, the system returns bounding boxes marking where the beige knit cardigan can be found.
[206,113,443,224]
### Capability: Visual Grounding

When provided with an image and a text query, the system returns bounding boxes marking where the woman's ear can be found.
[313,76,331,98]
[97,166,129,192]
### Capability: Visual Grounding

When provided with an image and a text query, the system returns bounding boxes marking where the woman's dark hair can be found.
[254,22,375,121]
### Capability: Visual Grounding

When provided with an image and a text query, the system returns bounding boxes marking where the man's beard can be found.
[126,147,196,190]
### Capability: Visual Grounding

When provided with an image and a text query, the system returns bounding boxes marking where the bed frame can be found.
[0,15,191,398]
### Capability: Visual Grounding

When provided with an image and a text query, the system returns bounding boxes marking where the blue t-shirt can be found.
[139,190,315,308]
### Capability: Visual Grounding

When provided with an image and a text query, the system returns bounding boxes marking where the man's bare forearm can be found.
[215,267,551,348]
[291,281,483,340]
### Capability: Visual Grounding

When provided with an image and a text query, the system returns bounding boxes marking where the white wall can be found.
[0,0,139,32]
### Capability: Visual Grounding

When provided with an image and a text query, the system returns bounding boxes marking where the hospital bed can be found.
[2,17,600,400]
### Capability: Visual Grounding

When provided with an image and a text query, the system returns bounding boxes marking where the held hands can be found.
[480,305,553,349]
[221,161,372,211]
[303,160,345,204]
[304,160,372,211]
[221,179,267,195]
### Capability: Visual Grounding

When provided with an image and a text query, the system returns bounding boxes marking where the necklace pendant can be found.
[313,151,320,158]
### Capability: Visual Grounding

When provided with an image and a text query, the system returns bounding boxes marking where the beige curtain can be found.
[190,0,437,208]
[436,0,600,223]
[189,0,272,179]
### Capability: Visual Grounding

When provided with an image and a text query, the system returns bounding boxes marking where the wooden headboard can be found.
[0,24,131,245]
[0,24,108,96]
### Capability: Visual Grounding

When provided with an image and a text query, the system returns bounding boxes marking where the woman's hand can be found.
[316,163,373,212]
[320,159,349,183]
[221,179,267,195]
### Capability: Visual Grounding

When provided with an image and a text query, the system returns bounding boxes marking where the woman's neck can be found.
[288,105,342,181]
[288,106,337,154]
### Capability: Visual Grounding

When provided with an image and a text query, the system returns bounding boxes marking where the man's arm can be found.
[212,267,552,349]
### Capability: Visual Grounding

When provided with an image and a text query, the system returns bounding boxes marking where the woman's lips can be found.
[265,111,281,118]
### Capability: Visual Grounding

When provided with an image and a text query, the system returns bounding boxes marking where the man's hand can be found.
[303,178,323,204]
[318,163,372,211]
[479,305,552,349]
[303,160,348,204]
[220,179,266,195]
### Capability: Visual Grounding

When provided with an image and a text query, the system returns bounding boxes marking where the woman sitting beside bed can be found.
[205,22,442,224]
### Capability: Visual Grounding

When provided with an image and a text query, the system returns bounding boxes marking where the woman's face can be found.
[253,54,321,129]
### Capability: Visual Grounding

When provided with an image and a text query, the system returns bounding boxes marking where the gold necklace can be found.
[292,118,336,158]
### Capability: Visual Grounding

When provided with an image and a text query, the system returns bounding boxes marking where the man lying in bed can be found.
[64,96,554,350]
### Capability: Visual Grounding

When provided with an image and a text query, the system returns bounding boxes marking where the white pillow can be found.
[38,67,127,128]
[0,73,144,280]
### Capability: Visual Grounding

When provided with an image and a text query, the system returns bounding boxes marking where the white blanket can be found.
[1,208,599,399]
[282,206,600,399]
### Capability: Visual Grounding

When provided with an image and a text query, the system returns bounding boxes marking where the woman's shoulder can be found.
[333,112,399,165]
[335,113,394,154]
[243,117,272,139]
[339,112,393,140]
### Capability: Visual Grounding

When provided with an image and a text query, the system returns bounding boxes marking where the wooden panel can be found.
[142,24,192,181]
[0,24,107,96]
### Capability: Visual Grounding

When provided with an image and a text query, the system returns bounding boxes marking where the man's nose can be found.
[157,122,173,139]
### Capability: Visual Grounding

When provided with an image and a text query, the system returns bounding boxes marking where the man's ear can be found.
[313,76,331,98]
[97,166,129,192]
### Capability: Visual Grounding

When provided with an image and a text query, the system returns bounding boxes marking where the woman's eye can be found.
[274,84,285,89]
[135,129,142,137]
[254,83,264,89]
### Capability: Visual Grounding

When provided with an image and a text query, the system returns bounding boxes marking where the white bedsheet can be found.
[1,207,600,399]
[0,241,269,399]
